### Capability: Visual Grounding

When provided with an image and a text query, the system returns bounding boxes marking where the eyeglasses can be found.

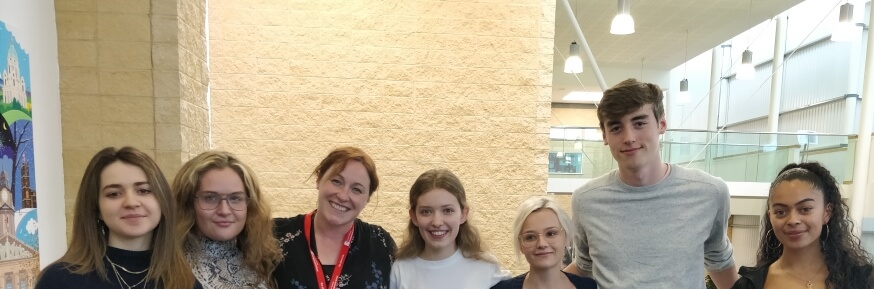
[195,193,248,211]
[519,228,565,248]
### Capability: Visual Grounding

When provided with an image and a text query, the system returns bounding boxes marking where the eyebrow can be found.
[199,190,245,195]
[102,181,149,191]
[771,198,815,207]
[522,226,560,234]
[418,204,456,209]
[606,114,649,126]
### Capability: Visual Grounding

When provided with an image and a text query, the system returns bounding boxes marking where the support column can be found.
[845,25,863,134]
[708,46,724,131]
[767,15,787,134]
[850,2,874,236]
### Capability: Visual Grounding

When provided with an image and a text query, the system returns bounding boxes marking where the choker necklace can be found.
[106,256,149,289]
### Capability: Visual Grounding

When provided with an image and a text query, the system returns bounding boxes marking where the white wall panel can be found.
[781,39,851,111]
[778,100,846,133]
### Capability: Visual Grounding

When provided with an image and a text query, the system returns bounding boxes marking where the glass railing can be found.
[549,127,854,183]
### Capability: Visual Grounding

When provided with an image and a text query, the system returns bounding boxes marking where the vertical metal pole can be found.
[558,0,609,91]
[767,15,787,134]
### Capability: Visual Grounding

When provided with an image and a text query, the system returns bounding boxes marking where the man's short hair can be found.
[597,78,665,130]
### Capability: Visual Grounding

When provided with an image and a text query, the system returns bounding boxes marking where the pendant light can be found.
[737,0,755,80]
[832,3,859,42]
[564,42,583,74]
[610,0,635,35]
[737,49,755,80]
[677,30,690,104]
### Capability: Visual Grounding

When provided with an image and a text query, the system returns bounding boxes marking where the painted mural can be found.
[0,20,38,289]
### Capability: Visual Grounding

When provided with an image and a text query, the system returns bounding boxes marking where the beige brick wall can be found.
[55,0,209,240]
[209,0,555,273]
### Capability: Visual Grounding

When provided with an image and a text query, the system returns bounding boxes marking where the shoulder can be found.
[273,214,305,229]
[732,265,768,289]
[354,219,397,260]
[672,165,727,190]
[36,262,84,288]
[573,170,619,196]
[564,271,597,288]
[490,273,525,289]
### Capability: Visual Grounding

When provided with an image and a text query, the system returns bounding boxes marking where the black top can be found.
[731,262,874,289]
[491,271,598,289]
[272,214,397,289]
[35,246,203,289]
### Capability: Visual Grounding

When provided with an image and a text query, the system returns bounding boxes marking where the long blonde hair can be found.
[43,147,196,289]
[396,169,495,263]
[173,151,281,288]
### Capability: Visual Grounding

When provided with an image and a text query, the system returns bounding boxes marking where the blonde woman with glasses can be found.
[174,151,281,289]
[492,196,596,289]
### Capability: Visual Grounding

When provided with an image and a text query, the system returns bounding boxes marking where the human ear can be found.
[823,203,833,223]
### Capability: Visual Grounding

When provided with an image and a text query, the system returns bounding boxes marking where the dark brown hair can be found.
[597,78,665,130]
[41,147,196,289]
[758,162,874,288]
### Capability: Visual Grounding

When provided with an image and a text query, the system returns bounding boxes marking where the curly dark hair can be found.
[757,162,874,289]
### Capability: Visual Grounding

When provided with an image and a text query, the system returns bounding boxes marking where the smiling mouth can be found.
[429,230,448,237]
[330,202,350,212]
[621,147,640,153]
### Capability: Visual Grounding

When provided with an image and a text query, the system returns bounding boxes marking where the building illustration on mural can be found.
[0,21,38,289]
[2,41,26,107]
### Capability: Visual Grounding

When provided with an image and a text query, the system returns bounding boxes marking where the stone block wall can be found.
[208,0,556,272]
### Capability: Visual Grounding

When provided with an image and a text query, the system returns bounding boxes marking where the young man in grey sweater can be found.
[564,78,739,289]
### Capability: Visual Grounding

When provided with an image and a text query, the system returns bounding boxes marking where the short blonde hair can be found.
[512,196,574,260]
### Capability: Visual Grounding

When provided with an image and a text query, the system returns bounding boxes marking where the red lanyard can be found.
[304,211,354,289]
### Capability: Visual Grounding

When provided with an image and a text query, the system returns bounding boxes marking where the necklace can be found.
[106,256,149,289]
[106,256,148,274]
[780,260,825,289]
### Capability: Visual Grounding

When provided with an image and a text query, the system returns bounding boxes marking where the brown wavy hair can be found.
[40,147,196,289]
[757,162,874,288]
[396,169,495,263]
[173,150,282,289]
[597,78,666,130]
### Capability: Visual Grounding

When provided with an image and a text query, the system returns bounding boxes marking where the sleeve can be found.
[703,180,736,272]
[389,261,401,289]
[488,260,512,286]
[571,192,593,273]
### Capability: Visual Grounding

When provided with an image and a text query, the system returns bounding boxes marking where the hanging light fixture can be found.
[677,30,690,105]
[737,49,755,79]
[832,3,859,42]
[737,0,755,80]
[678,79,690,104]
[564,41,583,74]
[610,0,635,35]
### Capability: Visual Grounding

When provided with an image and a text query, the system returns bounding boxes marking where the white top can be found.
[390,249,510,289]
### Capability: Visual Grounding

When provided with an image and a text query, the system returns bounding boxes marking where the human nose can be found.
[535,234,549,248]
[621,128,636,144]
[215,198,232,215]
[122,190,141,208]
[430,213,444,227]
[787,211,801,225]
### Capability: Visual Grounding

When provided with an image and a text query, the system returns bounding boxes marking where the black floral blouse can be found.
[272,214,396,289]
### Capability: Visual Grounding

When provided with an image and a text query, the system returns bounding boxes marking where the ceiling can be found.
[552,0,806,103]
